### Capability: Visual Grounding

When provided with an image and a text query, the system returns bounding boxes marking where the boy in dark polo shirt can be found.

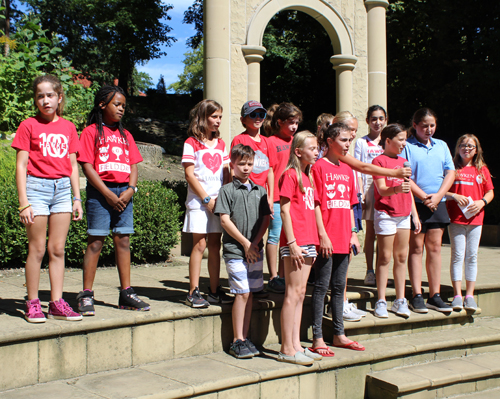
[214,144,271,359]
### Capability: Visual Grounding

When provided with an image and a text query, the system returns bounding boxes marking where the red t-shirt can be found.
[446,165,494,225]
[373,154,412,217]
[231,133,276,188]
[78,124,143,183]
[312,158,358,254]
[279,168,319,247]
[11,115,80,179]
[267,134,293,202]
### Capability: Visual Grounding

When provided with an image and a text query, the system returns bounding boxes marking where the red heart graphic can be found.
[202,152,222,174]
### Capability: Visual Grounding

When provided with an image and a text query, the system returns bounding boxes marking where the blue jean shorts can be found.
[26,175,72,216]
[267,202,282,245]
[86,182,134,236]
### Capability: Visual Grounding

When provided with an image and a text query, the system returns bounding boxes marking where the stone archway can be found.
[204,0,389,144]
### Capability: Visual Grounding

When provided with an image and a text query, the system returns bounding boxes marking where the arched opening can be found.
[260,10,337,131]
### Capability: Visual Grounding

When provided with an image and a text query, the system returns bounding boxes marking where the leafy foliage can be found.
[183,0,202,49]
[25,0,176,94]
[0,13,97,133]
[168,45,203,94]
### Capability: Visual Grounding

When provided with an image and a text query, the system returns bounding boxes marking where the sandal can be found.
[332,341,365,351]
[309,346,335,357]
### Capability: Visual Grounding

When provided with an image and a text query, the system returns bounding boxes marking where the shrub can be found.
[0,178,182,268]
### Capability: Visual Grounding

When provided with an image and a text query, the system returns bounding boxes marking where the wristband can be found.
[482,198,488,206]
[73,197,82,202]
[19,204,31,212]
[287,238,297,245]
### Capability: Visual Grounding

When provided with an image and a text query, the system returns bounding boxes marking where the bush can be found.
[0,177,182,268]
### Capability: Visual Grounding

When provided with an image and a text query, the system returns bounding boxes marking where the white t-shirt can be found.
[354,135,384,190]
[182,137,229,210]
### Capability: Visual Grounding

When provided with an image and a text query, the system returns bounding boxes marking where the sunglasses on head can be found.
[248,111,267,119]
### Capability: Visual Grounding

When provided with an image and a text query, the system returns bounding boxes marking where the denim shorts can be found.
[26,175,72,216]
[267,202,282,245]
[86,182,134,236]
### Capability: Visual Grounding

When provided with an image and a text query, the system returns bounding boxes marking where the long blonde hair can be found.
[283,131,316,193]
[453,134,488,178]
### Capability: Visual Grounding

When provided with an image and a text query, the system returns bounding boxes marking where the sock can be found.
[454,295,462,299]
[84,289,92,292]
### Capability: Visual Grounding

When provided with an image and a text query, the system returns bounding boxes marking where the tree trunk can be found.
[118,50,132,95]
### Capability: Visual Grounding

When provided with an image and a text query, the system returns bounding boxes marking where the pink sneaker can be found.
[25,298,46,323]
[48,298,83,321]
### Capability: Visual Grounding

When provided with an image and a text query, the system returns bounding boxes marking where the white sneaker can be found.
[391,298,411,318]
[364,271,376,286]
[348,302,367,318]
[374,299,389,318]
[343,307,362,322]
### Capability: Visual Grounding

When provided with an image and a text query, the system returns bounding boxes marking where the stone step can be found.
[3,317,500,399]
[366,351,500,399]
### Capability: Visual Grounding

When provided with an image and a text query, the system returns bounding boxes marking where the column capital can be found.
[330,55,357,71]
[364,0,389,11]
[241,45,266,62]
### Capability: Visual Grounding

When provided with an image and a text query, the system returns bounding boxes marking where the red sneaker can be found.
[48,298,83,321]
[25,298,46,323]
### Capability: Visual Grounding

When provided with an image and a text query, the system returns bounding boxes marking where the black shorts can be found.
[411,202,449,233]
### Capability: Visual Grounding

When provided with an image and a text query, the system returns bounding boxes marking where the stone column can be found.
[365,0,389,109]
[204,0,230,142]
[241,45,266,101]
[330,55,357,112]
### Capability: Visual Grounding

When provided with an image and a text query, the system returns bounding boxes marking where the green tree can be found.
[131,68,153,95]
[25,0,176,94]
[183,0,202,49]
[168,44,203,94]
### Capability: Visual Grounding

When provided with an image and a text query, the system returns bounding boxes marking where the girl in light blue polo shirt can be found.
[402,108,455,314]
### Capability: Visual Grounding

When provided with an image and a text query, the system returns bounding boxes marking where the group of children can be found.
[13,75,494,367]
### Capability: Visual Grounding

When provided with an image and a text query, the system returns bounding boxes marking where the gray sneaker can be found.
[244,338,260,356]
[374,299,389,318]
[277,351,314,365]
[451,296,463,311]
[364,271,376,286]
[391,298,411,318]
[229,339,254,359]
[464,296,477,311]
[343,307,362,322]
[348,302,367,318]
[304,347,323,361]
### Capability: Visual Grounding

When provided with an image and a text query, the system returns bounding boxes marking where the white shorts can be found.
[224,251,264,294]
[362,183,375,221]
[374,209,411,235]
[182,208,222,234]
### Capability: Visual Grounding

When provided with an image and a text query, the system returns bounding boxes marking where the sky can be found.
[136,0,197,92]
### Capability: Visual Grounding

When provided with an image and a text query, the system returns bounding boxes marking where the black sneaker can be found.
[76,290,95,316]
[186,287,210,308]
[426,294,453,312]
[207,286,234,304]
[229,339,254,359]
[244,338,260,356]
[118,287,150,311]
[268,276,285,293]
[409,294,429,313]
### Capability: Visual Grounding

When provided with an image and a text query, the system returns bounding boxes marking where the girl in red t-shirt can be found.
[263,103,303,292]
[277,131,320,366]
[445,134,494,311]
[78,85,149,315]
[372,124,421,319]
[12,75,83,323]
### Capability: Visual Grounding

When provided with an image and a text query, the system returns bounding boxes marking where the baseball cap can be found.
[241,100,267,117]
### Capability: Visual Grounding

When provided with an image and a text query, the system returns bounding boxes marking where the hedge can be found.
[0,180,182,268]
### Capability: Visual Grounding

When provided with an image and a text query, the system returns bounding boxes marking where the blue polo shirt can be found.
[402,136,454,203]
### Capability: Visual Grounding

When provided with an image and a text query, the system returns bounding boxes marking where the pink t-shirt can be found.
[312,158,358,254]
[372,154,412,217]
[11,115,80,179]
[267,134,293,202]
[279,168,319,247]
[78,124,143,183]
[446,165,494,225]
[181,136,230,210]
[231,133,276,188]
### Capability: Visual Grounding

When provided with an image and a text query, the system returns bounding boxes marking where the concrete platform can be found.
[1,245,500,397]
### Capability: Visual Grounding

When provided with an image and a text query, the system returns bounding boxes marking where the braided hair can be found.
[87,85,128,151]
